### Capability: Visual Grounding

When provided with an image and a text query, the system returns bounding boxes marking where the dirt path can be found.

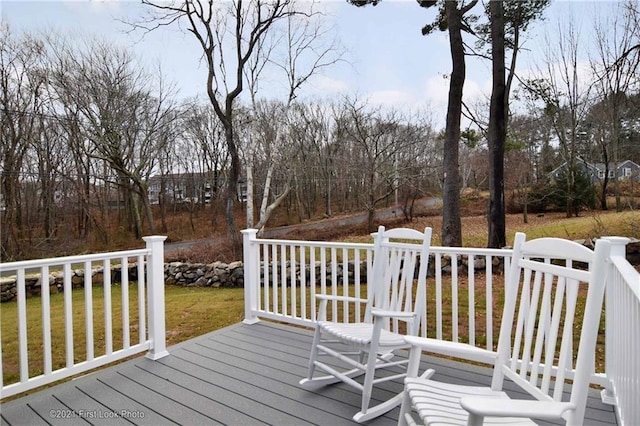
[165,197,441,254]
[262,197,441,238]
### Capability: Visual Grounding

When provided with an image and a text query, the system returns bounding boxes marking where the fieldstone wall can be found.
[0,261,246,303]
[0,259,373,303]
[0,264,144,303]
[164,261,245,288]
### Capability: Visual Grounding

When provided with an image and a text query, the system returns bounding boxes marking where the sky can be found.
[0,0,621,129]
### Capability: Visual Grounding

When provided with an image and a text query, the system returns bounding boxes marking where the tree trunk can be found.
[159,175,168,233]
[140,186,157,235]
[487,0,506,249]
[522,188,528,224]
[600,145,609,210]
[1,174,19,259]
[566,162,575,218]
[246,148,255,228]
[441,2,465,247]
[131,192,144,239]
[223,122,242,257]
[325,170,332,217]
[612,102,622,212]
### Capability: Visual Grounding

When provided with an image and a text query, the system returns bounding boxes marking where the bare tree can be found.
[243,3,343,234]
[339,97,424,232]
[0,27,47,260]
[243,99,294,234]
[32,112,67,241]
[590,0,640,211]
[525,20,593,217]
[292,101,343,219]
[137,0,305,255]
[181,101,229,204]
[47,36,177,238]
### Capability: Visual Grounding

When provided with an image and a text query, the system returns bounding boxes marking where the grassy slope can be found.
[338,203,638,247]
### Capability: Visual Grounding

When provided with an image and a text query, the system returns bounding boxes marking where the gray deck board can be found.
[51,388,132,426]
[1,321,617,426]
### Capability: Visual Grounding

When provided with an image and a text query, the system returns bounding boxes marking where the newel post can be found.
[143,235,169,360]
[241,229,260,324]
[600,236,629,404]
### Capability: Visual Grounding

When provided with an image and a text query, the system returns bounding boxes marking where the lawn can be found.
[0,285,244,389]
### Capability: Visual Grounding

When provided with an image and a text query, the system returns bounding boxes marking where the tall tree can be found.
[137,0,302,256]
[473,0,550,247]
[486,0,506,248]
[421,1,478,246]
[349,0,478,245]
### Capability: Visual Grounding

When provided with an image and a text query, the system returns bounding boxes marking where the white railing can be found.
[242,228,376,327]
[601,237,639,426]
[0,236,168,399]
[242,229,640,425]
[241,228,512,354]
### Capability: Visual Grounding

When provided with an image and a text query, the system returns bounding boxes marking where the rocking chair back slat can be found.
[399,232,611,425]
[496,234,610,414]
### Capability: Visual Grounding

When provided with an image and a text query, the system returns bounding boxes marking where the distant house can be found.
[147,172,218,205]
[550,159,640,184]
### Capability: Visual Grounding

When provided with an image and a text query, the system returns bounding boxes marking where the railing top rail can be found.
[251,237,373,250]
[0,248,150,271]
[431,245,512,256]
[250,237,514,257]
[610,255,640,299]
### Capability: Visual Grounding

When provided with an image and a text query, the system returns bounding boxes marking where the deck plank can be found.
[0,321,617,426]
[0,398,49,426]
[50,388,132,426]
[16,392,92,426]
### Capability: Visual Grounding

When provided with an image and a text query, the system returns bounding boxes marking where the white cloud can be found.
[367,90,414,107]
[306,74,350,96]
[423,74,491,128]
[462,78,491,104]
[64,0,121,13]
[424,75,450,104]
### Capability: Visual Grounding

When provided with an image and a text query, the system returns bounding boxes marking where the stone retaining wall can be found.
[0,261,246,303]
[0,259,369,303]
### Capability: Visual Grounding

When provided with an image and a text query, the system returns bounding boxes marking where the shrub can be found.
[547,168,596,216]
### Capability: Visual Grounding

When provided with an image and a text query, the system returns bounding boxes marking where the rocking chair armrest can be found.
[314,295,368,321]
[403,335,498,365]
[370,308,416,319]
[460,397,575,421]
[314,294,368,304]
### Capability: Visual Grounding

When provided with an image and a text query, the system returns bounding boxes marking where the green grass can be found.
[1,285,244,390]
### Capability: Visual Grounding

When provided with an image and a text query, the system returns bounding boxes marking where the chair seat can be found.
[404,378,536,426]
[318,321,407,347]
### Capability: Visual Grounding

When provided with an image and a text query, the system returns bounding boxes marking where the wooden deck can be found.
[0,322,617,425]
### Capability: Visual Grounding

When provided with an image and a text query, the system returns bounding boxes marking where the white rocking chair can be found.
[300,226,432,423]
[398,232,612,426]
